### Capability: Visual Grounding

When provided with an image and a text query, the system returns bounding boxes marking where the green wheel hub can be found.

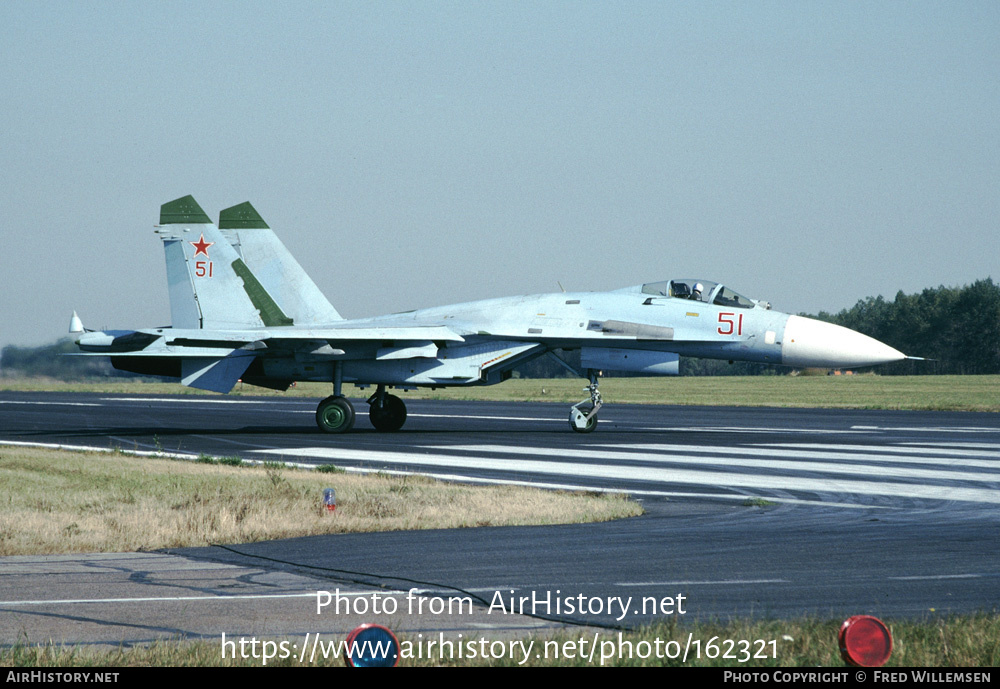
[316,396,355,433]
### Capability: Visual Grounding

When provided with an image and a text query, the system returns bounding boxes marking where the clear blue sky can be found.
[2,1,997,348]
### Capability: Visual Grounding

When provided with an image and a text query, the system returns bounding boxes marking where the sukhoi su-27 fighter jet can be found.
[71,196,909,433]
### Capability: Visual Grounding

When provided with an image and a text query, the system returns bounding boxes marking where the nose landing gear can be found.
[569,372,602,433]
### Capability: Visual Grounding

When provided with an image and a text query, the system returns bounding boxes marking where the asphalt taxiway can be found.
[1,392,998,648]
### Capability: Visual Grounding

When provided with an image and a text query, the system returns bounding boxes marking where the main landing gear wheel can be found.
[368,392,407,432]
[316,396,355,433]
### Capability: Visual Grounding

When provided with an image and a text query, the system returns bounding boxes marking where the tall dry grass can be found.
[0,447,641,555]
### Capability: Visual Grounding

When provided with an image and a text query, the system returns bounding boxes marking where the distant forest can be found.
[3,279,998,380]
[814,278,1000,375]
[0,339,125,380]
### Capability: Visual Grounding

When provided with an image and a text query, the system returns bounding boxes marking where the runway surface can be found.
[2,391,999,649]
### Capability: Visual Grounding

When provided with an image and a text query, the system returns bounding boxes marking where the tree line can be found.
[0,339,126,379]
[814,278,1000,375]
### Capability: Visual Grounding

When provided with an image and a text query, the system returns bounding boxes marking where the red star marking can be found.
[190,234,214,257]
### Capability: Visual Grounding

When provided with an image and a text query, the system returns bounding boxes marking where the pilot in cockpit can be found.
[670,281,690,299]
[691,283,704,301]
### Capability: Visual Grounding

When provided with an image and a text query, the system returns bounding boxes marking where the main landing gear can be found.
[568,371,603,433]
[316,362,356,434]
[315,389,408,433]
[315,361,596,434]
[316,395,355,433]
[367,384,407,432]
[315,365,408,433]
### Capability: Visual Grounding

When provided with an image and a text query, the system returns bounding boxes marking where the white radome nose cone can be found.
[782,315,905,368]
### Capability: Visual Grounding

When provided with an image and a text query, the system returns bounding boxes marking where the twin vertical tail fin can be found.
[158,196,269,329]
[217,201,342,325]
[157,195,342,330]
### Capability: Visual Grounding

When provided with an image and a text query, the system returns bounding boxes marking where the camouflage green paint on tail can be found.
[231,258,294,327]
[160,195,211,225]
[219,201,269,229]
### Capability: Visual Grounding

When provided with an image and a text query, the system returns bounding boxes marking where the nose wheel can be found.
[569,373,602,433]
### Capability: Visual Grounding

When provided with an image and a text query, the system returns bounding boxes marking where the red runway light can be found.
[839,615,893,667]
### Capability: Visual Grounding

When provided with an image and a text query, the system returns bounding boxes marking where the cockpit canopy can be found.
[641,279,761,309]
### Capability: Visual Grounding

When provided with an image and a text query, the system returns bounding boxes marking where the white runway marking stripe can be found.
[0,400,101,407]
[92,399,568,422]
[615,579,788,587]
[325,465,741,501]
[254,447,1000,504]
[433,444,1000,478]
[408,413,563,422]
[637,426,870,435]
[756,442,1000,460]
[431,445,1000,483]
[0,590,394,607]
[0,440,859,507]
[887,574,986,581]
[851,425,1000,434]
[101,397,279,405]
[901,442,1000,451]
[0,439,198,461]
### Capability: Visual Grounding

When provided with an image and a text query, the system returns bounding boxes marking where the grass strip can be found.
[3,375,998,411]
[0,445,640,556]
[4,615,997,666]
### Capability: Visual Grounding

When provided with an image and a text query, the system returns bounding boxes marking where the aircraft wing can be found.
[78,324,467,394]
[156,325,466,348]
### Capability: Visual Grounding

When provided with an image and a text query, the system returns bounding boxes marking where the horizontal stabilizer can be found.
[180,351,257,393]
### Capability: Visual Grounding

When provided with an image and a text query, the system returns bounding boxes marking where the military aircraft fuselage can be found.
[91,283,900,390]
[359,288,786,362]
[72,196,907,433]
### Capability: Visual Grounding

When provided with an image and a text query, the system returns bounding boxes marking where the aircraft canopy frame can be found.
[641,279,756,309]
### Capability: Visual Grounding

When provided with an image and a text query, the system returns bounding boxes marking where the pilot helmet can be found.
[693,282,704,295]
